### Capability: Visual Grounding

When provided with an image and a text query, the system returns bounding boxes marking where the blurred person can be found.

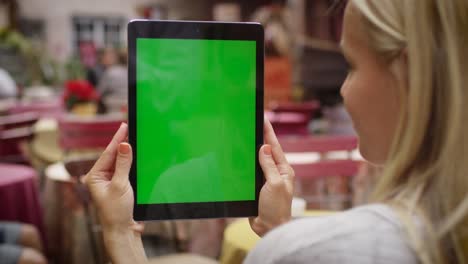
[101,47,119,68]
[83,0,468,263]
[251,0,292,57]
[0,68,18,99]
[87,47,118,87]
[0,222,47,264]
[97,49,128,102]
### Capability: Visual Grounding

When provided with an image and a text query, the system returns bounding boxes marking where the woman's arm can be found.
[84,123,147,264]
[103,227,147,264]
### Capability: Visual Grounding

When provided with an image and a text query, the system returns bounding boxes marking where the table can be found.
[220,211,331,264]
[0,163,45,242]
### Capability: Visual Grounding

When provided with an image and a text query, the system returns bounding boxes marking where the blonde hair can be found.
[351,0,468,263]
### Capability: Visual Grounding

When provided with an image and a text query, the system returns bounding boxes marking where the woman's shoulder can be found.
[244,204,419,264]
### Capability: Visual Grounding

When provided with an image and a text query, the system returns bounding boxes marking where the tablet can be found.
[128,20,264,221]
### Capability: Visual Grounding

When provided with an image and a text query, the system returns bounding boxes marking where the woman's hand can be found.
[83,123,147,264]
[249,119,295,237]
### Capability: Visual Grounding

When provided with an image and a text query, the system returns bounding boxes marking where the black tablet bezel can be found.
[128,20,264,221]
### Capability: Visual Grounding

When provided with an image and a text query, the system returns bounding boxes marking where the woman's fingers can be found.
[264,119,288,166]
[112,143,133,189]
[90,123,128,176]
[264,119,294,179]
[259,144,281,183]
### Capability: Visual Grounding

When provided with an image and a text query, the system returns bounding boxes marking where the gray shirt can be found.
[244,204,419,264]
[0,69,17,98]
[98,65,128,98]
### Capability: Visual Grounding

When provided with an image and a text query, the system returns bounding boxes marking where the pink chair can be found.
[8,99,63,119]
[279,135,360,210]
[270,100,320,121]
[0,111,39,130]
[280,135,357,153]
[266,101,320,136]
[0,112,39,164]
[266,111,310,136]
[58,116,123,151]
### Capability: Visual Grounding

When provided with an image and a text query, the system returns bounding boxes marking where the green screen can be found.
[136,38,256,204]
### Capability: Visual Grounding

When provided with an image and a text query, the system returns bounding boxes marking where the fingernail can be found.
[119,143,130,155]
[263,145,272,156]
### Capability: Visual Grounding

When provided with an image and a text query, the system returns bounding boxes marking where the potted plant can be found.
[63,80,99,116]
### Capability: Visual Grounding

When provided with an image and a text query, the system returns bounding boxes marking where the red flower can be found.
[63,80,99,101]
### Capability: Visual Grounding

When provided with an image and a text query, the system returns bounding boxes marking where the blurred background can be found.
[0,1,380,263]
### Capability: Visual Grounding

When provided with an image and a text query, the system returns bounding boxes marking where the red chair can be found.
[8,99,63,119]
[266,101,320,136]
[0,112,39,164]
[266,111,310,136]
[279,135,360,210]
[270,100,320,121]
[280,135,357,153]
[58,115,123,151]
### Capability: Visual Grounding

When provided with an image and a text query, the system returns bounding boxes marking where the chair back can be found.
[291,159,359,178]
[270,100,320,121]
[0,112,39,163]
[58,115,123,151]
[266,112,310,136]
[279,135,360,210]
[64,156,98,178]
[0,111,39,130]
[8,99,63,118]
[280,135,357,153]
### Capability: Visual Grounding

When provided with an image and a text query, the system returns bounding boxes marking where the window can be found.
[72,15,125,53]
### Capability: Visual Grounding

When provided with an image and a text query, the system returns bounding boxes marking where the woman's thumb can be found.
[112,143,133,188]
